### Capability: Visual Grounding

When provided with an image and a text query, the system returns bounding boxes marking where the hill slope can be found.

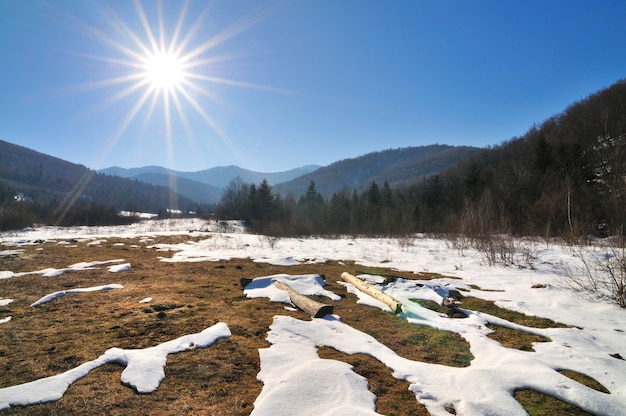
[274,145,479,197]
[0,140,199,214]
[412,79,626,236]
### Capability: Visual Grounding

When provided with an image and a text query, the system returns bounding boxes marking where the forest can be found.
[2,80,625,238]
[0,177,199,231]
[215,80,626,240]
[0,139,203,230]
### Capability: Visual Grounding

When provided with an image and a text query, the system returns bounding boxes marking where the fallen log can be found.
[341,272,403,314]
[272,281,334,318]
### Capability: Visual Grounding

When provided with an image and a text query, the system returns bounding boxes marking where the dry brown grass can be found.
[0,236,447,415]
[0,235,598,415]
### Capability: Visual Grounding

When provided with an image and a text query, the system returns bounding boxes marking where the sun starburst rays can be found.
[67,0,283,158]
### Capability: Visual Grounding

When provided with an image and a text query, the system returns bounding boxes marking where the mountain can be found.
[130,173,223,205]
[99,146,477,201]
[0,140,200,214]
[184,165,322,188]
[97,165,172,178]
[99,148,479,203]
[0,138,475,221]
[99,164,321,189]
[5,78,623,237]
[274,145,480,197]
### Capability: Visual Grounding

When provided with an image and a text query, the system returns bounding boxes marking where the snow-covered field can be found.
[1,219,625,415]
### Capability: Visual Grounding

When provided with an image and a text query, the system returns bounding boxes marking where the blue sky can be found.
[1,0,625,173]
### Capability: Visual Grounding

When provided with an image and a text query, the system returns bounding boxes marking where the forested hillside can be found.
[424,79,626,237]
[4,80,625,237]
[0,140,201,230]
[274,145,479,197]
[216,80,626,238]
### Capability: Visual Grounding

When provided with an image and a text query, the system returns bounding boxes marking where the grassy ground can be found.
[0,235,605,415]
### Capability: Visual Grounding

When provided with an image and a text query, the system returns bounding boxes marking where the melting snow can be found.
[0,259,125,279]
[108,263,131,273]
[244,274,341,303]
[0,323,230,410]
[261,315,626,416]
[0,298,12,324]
[1,220,625,414]
[30,284,124,307]
[253,319,381,416]
[0,271,14,279]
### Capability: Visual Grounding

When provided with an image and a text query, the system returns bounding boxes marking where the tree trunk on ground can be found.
[341,272,402,314]
[273,281,334,318]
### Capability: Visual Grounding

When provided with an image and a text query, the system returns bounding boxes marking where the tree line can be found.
[214,177,418,236]
[0,179,202,231]
[0,169,205,230]
[216,80,626,239]
[3,79,624,238]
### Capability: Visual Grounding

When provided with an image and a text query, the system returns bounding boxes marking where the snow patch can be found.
[0,323,231,410]
[108,263,131,273]
[30,284,124,307]
[2,220,626,415]
[253,325,380,415]
[0,271,15,279]
[244,274,341,303]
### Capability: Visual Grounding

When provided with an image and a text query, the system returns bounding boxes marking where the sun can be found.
[43,1,284,220]
[142,49,185,91]
[66,1,283,155]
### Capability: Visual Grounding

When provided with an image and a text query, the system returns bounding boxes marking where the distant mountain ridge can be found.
[99,164,321,188]
[129,173,224,205]
[98,164,322,204]
[2,139,478,216]
[100,146,478,200]
[3,79,626,236]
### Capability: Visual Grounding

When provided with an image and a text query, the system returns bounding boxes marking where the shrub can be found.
[559,240,626,308]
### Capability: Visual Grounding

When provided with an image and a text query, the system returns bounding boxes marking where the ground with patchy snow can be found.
[1,219,625,415]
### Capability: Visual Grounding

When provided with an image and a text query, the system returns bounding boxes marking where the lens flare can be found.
[59,0,285,153]
[47,0,287,220]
